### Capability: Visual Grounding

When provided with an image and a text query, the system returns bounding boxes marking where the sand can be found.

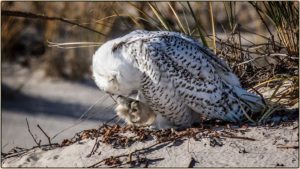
[2,122,298,167]
[1,64,299,167]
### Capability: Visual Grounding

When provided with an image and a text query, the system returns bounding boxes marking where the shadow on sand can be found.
[2,83,115,121]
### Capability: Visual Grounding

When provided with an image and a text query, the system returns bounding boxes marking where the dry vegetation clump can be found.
[110,2,299,122]
[1,3,298,167]
[1,1,298,121]
[1,2,116,80]
[52,121,293,167]
[1,3,46,67]
[214,2,299,122]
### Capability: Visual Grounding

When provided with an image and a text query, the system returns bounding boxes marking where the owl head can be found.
[92,37,142,97]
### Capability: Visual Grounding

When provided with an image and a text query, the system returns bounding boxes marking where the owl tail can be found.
[233,86,266,113]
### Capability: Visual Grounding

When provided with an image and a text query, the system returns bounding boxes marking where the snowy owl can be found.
[92,30,265,129]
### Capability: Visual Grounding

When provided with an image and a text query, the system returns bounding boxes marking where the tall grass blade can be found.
[187,2,208,47]
[179,2,191,35]
[128,2,160,27]
[148,2,170,31]
[250,1,299,55]
[209,2,216,54]
[168,2,187,34]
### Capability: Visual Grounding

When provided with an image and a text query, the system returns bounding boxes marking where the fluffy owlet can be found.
[92,30,265,129]
[115,95,156,127]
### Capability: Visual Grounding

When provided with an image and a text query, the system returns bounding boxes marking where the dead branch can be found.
[249,2,275,44]
[25,118,41,147]
[221,134,256,141]
[37,124,52,147]
[2,143,59,161]
[277,145,298,149]
[1,151,28,160]
[86,136,100,158]
[2,10,106,36]
[88,140,172,167]
[249,87,267,106]
[32,143,59,149]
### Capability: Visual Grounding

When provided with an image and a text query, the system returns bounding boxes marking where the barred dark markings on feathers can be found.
[92,30,265,129]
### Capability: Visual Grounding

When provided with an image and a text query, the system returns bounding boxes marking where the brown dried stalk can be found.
[88,141,171,167]
[26,118,41,147]
[37,124,52,147]
[2,10,106,36]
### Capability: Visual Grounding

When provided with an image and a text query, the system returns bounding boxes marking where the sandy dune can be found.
[2,122,298,167]
[1,64,299,167]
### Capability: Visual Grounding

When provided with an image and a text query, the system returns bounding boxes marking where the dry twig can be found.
[86,136,100,158]
[220,134,256,141]
[37,124,52,147]
[277,145,298,149]
[88,141,171,167]
[26,118,41,147]
[2,10,106,36]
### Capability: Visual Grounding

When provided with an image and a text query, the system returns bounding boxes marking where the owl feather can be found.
[93,30,265,128]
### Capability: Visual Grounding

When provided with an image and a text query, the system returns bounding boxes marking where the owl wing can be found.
[150,32,265,114]
[119,31,264,124]
[120,35,235,123]
[120,38,193,127]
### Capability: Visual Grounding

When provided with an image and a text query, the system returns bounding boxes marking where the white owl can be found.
[92,30,265,129]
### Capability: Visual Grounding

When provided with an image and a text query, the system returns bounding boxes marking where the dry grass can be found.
[118,2,299,123]
[1,2,114,79]
[2,2,298,122]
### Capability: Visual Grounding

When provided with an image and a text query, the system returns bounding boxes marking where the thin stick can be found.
[47,41,103,49]
[2,151,28,159]
[249,87,267,106]
[104,115,118,125]
[98,115,119,131]
[249,2,274,44]
[209,2,216,54]
[88,141,171,167]
[277,145,298,149]
[3,143,59,160]
[25,118,41,147]
[51,95,109,140]
[168,2,187,34]
[86,137,99,157]
[187,2,208,47]
[221,134,256,141]
[109,94,117,104]
[37,124,52,147]
[2,10,106,36]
